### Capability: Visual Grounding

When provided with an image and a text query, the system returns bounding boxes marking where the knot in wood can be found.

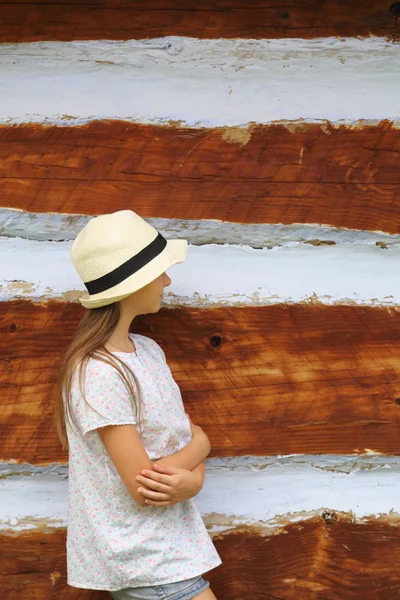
[210,335,223,348]
[390,2,400,16]
[322,510,338,524]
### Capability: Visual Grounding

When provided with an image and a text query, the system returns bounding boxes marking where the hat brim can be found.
[78,238,187,309]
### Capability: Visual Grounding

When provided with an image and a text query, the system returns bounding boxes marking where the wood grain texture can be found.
[0,527,108,599]
[210,516,400,599]
[1,121,400,233]
[4,208,400,246]
[0,0,397,43]
[1,300,400,464]
[1,515,400,599]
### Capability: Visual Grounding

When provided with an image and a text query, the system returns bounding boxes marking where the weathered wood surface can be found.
[210,517,400,599]
[4,208,400,246]
[1,516,400,599]
[2,237,400,307]
[2,457,398,532]
[3,179,398,235]
[1,301,400,464]
[2,121,399,233]
[0,526,107,599]
[0,0,396,43]
[2,39,398,128]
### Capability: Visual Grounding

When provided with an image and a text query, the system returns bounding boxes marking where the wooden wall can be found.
[0,0,398,41]
[1,1,400,598]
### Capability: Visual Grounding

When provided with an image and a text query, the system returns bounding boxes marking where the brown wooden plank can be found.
[0,1,397,43]
[1,300,400,464]
[0,528,108,599]
[1,121,400,234]
[210,516,400,599]
[2,515,400,599]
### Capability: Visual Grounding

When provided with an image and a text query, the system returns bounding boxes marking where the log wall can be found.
[2,517,400,600]
[2,301,400,463]
[1,1,400,598]
[0,0,398,42]
[2,121,400,233]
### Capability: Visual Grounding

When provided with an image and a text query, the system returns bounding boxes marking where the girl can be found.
[55,209,222,600]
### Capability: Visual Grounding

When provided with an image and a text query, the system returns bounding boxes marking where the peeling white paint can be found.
[0,37,399,126]
[0,471,67,530]
[1,208,400,246]
[0,236,399,306]
[200,457,400,532]
[1,456,399,532]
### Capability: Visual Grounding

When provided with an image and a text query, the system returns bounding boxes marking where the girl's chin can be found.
[153,297,163,311]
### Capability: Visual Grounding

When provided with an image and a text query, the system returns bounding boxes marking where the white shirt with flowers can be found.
[65,333,221,591]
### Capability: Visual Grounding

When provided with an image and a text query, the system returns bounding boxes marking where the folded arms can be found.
[97,414,210,507]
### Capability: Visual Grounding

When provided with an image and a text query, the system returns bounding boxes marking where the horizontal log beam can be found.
[3,121,399,184]
[1,38,399,127]
[0,1,396,43]
[2,457,399,532]
[3,208,400,247]
[3,179,399,235]
[1,237,399,307]
[1,121,400,234]
[1,516,400,599]
[1,301,400,464]
[211,516,400,599]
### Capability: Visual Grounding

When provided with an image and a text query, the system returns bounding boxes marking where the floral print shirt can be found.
[65,333,221,591]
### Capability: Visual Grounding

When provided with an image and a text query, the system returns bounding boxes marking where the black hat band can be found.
[84,233,167,295]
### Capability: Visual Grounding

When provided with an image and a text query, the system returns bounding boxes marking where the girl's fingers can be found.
[138,488,170,501]
[152,463,177,476]
[144,500,171,506]
[136,475,172,492]
[139,470,175,485]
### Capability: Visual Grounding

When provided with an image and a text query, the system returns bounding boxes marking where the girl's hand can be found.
[136,463,203,506]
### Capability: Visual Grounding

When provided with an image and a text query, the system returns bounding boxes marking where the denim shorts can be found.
[109,575,210,600]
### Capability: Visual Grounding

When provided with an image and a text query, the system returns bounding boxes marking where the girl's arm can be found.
[98,422,209,507]
[136,461,206,507]
[155,423,210,471]
[191,461,206,486]
[135,423,208,506]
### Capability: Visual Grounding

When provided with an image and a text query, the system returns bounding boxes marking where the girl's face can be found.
[122,271,172,316]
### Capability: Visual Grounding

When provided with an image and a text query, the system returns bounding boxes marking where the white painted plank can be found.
[1,208,400,246]
[0,37,399,126]
[201,456,400,533]
[0,236,399,306]
[1,456,399,533]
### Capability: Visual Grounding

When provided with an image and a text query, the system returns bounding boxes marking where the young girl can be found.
[55,209,222,599]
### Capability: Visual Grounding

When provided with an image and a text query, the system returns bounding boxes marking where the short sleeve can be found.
[72,359,137,436]
[140,335,167,363]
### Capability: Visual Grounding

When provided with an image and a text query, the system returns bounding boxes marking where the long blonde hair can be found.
[54,301,141,450]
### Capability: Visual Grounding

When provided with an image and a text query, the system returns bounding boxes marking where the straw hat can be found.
[71,210,187,309]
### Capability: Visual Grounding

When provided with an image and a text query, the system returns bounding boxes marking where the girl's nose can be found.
[164,273,172,287]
